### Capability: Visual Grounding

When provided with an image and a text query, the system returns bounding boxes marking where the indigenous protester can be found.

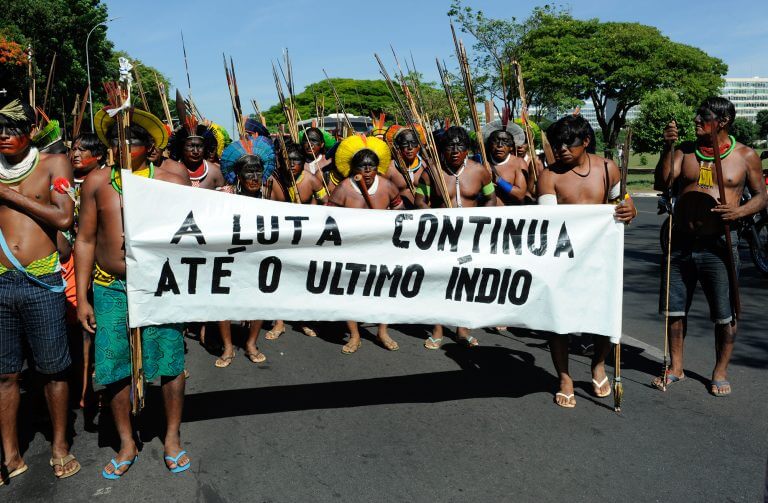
[328,135,404,354]
[169,119,228,191]
[537,115,636,408]
[67,132,108,407]
[415,126,497,350]
[653,97,766,396]
[0,99,79,482]
[265,142,326,340]
[383,124,428,207]
[300,127,335,188]
[485,128,528,205]
[214,134,277,367]
[75,107,192,478]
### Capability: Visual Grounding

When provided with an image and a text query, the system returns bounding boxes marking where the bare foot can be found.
[376,326,399,351]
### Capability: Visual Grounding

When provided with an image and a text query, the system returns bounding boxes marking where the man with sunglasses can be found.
[653,97,765,397]
[538,115,636,408]
[485,129,528,205]
[0,99,78,483]
[76,108,193,478]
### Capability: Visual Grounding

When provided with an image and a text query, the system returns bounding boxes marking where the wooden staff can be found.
[511,61,539,189]
[388,139,416,196]
[276,128,301,203]
[613,126,632,412]
[132,62,150,112]
[72,86,89,139]
[436,59,461,126]
[374,53,452,208]
[27,45,35,110]
[42,52,56,115]
[450,23,492,176]
[322,70,355,134]
[353,174,374,208]
[710,128,741,321]
[154,73,174,129]
[659,121,676,391]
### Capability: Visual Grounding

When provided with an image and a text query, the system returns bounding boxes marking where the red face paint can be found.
[129,146,148,158]
[0,133,31,157]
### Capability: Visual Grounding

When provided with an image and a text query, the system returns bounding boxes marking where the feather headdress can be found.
[384,123,426,145]
[220,133,276,184]
[0,100,28,122]
[370,113,387,136]
[334,134,390,178]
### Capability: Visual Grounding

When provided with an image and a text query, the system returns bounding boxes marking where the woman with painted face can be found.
[214,136,279,368]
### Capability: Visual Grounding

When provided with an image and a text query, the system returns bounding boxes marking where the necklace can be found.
[491,154,512,166]
[696,135,736,161]
[570,155,591,178]
[111,163,155,194]
[188,160,209,181]
[0,147,40,184]
[446,159,467,208]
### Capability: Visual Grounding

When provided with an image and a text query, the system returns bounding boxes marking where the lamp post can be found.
[86,17,118,132]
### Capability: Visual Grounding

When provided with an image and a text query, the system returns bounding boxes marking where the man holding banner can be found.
[538,115,636,408]
[75,108,192,478]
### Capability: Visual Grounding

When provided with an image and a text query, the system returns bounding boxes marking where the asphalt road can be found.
[3,198,767,502]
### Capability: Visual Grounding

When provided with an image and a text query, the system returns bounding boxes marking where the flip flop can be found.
[652,372,685,391]
[214,352,236,368]
[244,351,266,364]
[101,456,136,480]
[301,326,318,337]
[424,336,443,350]
[591,376,612,398]
[265,327,285,340]
[376,336,399,351]
[164,451,190,474]
[342,340,361,354]
[50,454,81,480]
[710,379,731,397]
[0,463,28,486]
[554,392,576,408]
[458,335,479,348]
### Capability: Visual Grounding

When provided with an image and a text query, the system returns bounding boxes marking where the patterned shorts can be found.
[93,282,184,386]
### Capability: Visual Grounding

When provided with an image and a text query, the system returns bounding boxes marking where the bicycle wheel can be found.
[748,217,768,276]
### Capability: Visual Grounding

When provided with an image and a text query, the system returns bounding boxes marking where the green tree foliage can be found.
[631,89,695,155]
[730,118,758,146]
[518,14,726,153]
[0,0,113,115]
[755,109,768,138]
[447,1,565,119]
[262,77,466,130]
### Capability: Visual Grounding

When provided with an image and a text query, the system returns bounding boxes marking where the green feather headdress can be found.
[32,120,61,149]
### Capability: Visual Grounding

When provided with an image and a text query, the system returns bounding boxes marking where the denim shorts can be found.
[660,230,740,325]
[0,271,71,374]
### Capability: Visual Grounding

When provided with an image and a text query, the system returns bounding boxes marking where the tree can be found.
[755,109,768,138]
[631,89,695,155]
[730,118,758,146]
[447,1,566,120]
[518,13,727,154]
[0,0,113,118]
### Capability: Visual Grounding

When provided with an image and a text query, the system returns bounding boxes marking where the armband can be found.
[481,182,495,196]
[414,186,425,196]
[608,182,620,201]
[390,195,403,208]
[417,184,431,197]
[314,187,328,199]
[538,194,557,205]
[496,177,514,194]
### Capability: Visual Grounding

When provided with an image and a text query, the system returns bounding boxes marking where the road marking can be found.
[621,334,665,361]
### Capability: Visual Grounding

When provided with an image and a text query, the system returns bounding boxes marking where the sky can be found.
[103,0,768,129]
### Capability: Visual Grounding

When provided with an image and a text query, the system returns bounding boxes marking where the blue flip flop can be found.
[164,451,191,474]
[710,380,731,397]
[102,455,137,480]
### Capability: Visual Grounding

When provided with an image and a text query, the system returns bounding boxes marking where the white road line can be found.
[621,334,665,361]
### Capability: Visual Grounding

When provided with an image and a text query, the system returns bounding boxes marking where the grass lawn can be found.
[627,172,656,192]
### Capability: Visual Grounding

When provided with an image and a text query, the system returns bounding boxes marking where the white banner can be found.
[123,172,624,341]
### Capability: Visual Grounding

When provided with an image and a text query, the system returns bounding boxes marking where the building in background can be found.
[577,77,768,130]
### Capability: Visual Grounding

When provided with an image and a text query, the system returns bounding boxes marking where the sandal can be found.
[342,340,361,354]
[244,351,266,364]
[710,379,731,397]
[214,352,236,368]
[101,456,136,480]
[591,376,611,398]
[651,372,685,391]
[554,392,576,408]
[424,336,443,350]
[164,451,191,474]
[50,453,81,480]
[457,335,479,347]
[265,326,285,340]
[0,463,28,486]
[301,326,318,337]
[376,335,399,351]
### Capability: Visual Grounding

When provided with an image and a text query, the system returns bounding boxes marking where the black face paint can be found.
[444,138,468,152]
